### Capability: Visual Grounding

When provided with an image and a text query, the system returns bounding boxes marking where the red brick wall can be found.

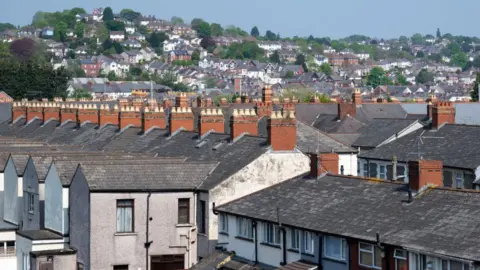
[43,108,60,121]
[119,111,142,129]
[267,118,296,151]
[338,103,356,118]
[230,116,258,139]
[27,107,43,122]
[142,112,166,132]
[12,107,26,121]
[408,160,443,190]
[77,110,98,125]
[432,101,455,128]
[60,108,77,123]
[99,110,119,127]
[169,113,194,133]
[199,115,224,135]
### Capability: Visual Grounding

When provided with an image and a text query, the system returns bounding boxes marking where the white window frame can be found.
[455,172,463,189]
[379,165,386,179]
[442,259,470,270]
[236,217,253,239]
[219,213,228,233]
[290,228,300,250]
[394,249,407,270]
[303,231,314,254]
[359,242,382,269]
[263,223,280,245]
[323,235,346,261]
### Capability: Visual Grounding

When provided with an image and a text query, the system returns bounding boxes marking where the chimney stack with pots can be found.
[198,108,224,136]
[27,102,44,122]
[77,104,98,125]
[169,107,194,134]
[60,103,78,124]
[431,101,455,129]
[43,102,60,122]
[119,106,141,129]
[230,108,258,140]
[99,104,119,127]
[12,102,27,122]
[175,93,189,108]
[352,88,362,105]
[143,105,166,133]
[267,110,297,151]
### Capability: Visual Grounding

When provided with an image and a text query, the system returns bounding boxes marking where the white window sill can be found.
[114,232,137,236]
[176,223,193,228]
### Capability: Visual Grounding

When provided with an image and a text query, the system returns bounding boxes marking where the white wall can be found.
[339,153,358,176]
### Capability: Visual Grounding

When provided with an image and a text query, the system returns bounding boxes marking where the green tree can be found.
[319,63,332,75]
[284,70,294,79]
[70,7,87,15]
[451,52,468,69]
[269,50,281,63]
[190,18,204,32]
[112,42,123,54]
[147,32,167,48]
[74,21,85,38]
[416,51,425,58]
[53,21,68,42]
[436,28,441,39]
[399,36,408,44]
[198,21,211,38]
[105,21,125,31]
[295,54,306,65]
[0,23,15,32]
[210,23,223,36]
[107,71,117,81]
[103,7,114,22]
[170,16,184,25]
[472,56,480,68]
[396,74,408,85]
[70,88,92,99]
[471,73,480,101]
[120,9,141,22]
[411,33,425,45]
[102,38,113,50]
[367,67,391,88]
[296,39,308,52]
[311,42,324,54]
[415,69,434,84]
[250,26,259,37]
[191,50,200,64]
[265,30,277,41]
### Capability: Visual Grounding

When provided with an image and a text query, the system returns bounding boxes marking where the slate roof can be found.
[190,250,233,270]
[359,124,480,170]
[79,162,218,191]
[327,133,361,147]
[216,174,480,262]
[312,114,365,133]
[296,121,355,153]
[352,118,419,148]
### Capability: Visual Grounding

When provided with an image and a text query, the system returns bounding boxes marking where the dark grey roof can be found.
[0,219,17,230]
[217,174,480,262]
[296,121,355,153]
[0,103,12,123]
[352,118,419,148]
[295,103,337,125]
[359,124,480,170]
[355,104,408,123]
[17,229,63,240]
[79,162,218,191]
[190,250,233,270]
[312,114,365,133]
[327,133,361,147]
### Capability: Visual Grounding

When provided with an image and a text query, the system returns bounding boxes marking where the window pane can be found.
[325,236,343,259]
[443,171,453,187]
[450,261,463,270]
[455,173,463,189]
[442,260,449,270]
[374,247,382,267]
[464,174,474,189]
[359,242,372,251]
[369,163,378,177]
[386,165,393,180]
[360,251,373,266]
[178,199,190,224]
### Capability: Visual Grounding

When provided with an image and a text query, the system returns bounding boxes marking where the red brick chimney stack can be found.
[267,110,297,151]
[408,160,443,192]
[230,108,258,140]
[43,102,60,122]
[119,106,141,129]
[60,103,78,124]
[169,107,194,134]
[77,103,98,125]
[338,102,356,119]
[262,84,273,105]
[99,104,119,127]
[143,105,166,133]
[432,101,455,129]
[27,102,44,122]
[352,88,362,105]
[119,98,129,108]
[175,93,189,108]
[132,98,144,108]
[199,108,225,136]
[12,101,27,122]
[310,153,339,177]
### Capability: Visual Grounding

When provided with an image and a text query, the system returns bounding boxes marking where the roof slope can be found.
[352,118,419,148]
[359,124,480,170]
[217,174,480,261]
[79,162,218,191]
[296,121,355,153]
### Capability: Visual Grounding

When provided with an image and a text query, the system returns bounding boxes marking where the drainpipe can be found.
[279,227,287,266]
[252,220,258,265]
[145,192,153,270]
[317,235,323,270]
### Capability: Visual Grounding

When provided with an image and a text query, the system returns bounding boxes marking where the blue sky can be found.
[1,0,477,39]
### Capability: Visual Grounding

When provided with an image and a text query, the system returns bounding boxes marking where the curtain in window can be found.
[117,205,132,232]
[325,236,343,259]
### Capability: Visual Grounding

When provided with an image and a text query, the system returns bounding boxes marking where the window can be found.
[113,265,128,270]
[178,198,190,224]
[236,217,253,239]
[303,231,314,254]
[394,249,407,270]
[290,229,300,250]
[324,236,346,261]
[442,260,470,270]
[443,171,453,188]
[219,213,228,233]
[359,242,382,269]
[369,163,378,178]
[198,200,206,234]
[263,223,280,245]
[363,163,368,177]
[27,193,34,213]
[455,172,463,189]
[116,200,133,233]
[379,165,386,179]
